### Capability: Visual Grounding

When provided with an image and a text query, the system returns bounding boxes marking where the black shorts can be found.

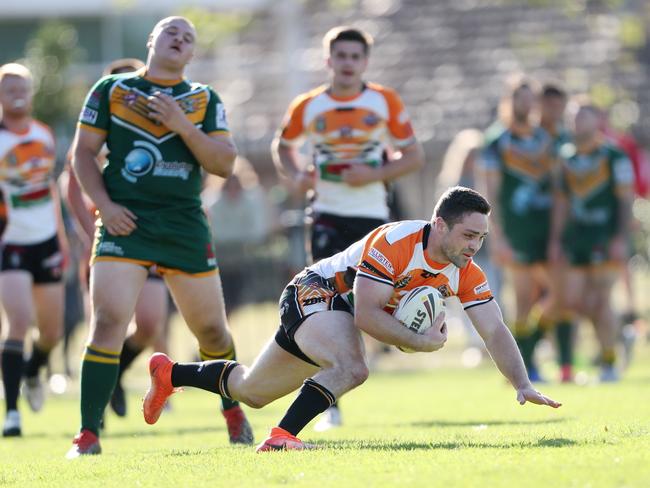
[1,235,63,284]
[310,212,386,262]
[275,270,352,366]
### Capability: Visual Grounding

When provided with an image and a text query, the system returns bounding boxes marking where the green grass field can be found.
[1,303,649,487]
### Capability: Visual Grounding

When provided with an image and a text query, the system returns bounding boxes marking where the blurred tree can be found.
[180,7,252,55]
[23,21,86,135]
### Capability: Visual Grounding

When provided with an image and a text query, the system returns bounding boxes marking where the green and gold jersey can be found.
[480,123,556,245]
[558,140,633,237]
[78,70,229,216]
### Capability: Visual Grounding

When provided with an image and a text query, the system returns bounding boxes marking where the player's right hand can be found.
[98,201,138,236]
[417,312,447,352]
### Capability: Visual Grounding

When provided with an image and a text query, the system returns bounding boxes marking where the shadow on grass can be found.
[16,425,226,441]
[404,417,570,429]
[315,437,578,451]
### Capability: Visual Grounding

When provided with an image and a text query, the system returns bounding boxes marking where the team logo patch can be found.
[437,284,452,298]
[216,103,229,130]
[340,125,353,138]
[364,114,379,127]
[368,247,394,275]
[474,281,490,295]
[315,116,326,132]
[179,97,196,114]
[123,91,138,107]
[80,107,98,124]
[87,90,102,109]
[394,275,412,289]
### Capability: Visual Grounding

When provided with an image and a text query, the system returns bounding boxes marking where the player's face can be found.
[512,87,534,121]
[440,212,488,268]
[328,41,368,89]
[541,95,566,125]
[148,18,196,70]
[0,75,33,117]
[573,107,599,140]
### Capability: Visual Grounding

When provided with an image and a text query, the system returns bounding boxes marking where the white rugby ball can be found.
[393,286,445,353]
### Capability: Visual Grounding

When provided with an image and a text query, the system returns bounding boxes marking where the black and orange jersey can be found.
[309,220,494,312]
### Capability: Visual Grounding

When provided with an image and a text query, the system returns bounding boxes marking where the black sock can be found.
[24,343,50,379]
[278,379,336,436]
[171,360,238,397]
[199,347,240,411]
[2,341,24,412]
[118,339,144,380]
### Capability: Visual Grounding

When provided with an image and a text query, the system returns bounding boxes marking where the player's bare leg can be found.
[67,261,147,459]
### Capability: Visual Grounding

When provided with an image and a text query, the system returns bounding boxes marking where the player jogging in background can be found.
[549,98,634,382]
[479,75,558,382]
[143,186,561,452]
[63,57,172,419]
[0,63,69,437]
[66,16,252,458]
[271,25,425,430]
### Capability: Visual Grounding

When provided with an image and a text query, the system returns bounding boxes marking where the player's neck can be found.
[425,232,451,266]
[329,81,364,100]
[575,133,601,153]
[1,113,31,134]
[144,62,185,84]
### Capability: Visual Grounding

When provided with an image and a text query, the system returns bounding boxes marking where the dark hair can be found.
[323,26,373,55]
[433,186,491,228]
[542,82,567,100]
[104,58,145,76]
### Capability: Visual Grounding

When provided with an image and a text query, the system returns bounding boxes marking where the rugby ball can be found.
[393,286,445,353]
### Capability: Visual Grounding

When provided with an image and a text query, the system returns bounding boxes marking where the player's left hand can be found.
[516,387,562,408]
[147,91,193,135]
[342,164,381,187]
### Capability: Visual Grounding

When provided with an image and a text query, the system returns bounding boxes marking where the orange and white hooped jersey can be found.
[309,220,494,311]
[279,83,416,219]
[0,121,57,244]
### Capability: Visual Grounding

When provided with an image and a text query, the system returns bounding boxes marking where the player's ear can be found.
[326,56,333,69]
[434,216,448,233]
[146,34,153,50]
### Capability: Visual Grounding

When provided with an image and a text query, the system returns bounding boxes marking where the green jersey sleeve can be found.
[78,75,115,133]
[202,88,229,135]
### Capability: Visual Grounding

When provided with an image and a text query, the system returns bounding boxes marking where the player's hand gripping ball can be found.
[393,286,446,353]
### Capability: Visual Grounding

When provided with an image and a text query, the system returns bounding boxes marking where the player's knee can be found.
[134,317,162,341]
[195,324,232,352]
[238,392,270,409]
[348,362,369,387]
[38,328,62,349]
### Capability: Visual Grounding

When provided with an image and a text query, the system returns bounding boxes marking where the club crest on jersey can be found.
[123,91,138,107]
[179,97,196,114]
[437,284,452,298]
[364,114,379,127]
[394,275,412,289]
[340,125,353,138]
[315,116,326,133]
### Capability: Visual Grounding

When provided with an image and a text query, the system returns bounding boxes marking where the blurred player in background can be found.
[0,63,68,436]
[66,16,252,458]
[142,186,561,452]
[549,98,634,382]
[479,75,560,382]
[271,25,425,430]
[63,57,172,419]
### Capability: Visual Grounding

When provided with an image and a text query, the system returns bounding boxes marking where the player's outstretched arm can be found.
[353,276,447,352]
[466,300,561,409]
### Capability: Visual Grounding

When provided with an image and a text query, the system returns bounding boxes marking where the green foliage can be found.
[179,7,252,55]
[23,21,86,134]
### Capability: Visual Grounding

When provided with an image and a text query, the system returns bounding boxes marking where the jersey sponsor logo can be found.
[420,270,441,279]
[97,241,124,256]
[216,103,229,130]
[474,281,490,295]
[150,87,173,95]
[394,275,412,289]
[81,107,98,124]
[340,125,353,138]
[153,161,193,180]
[368,247,394,275]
